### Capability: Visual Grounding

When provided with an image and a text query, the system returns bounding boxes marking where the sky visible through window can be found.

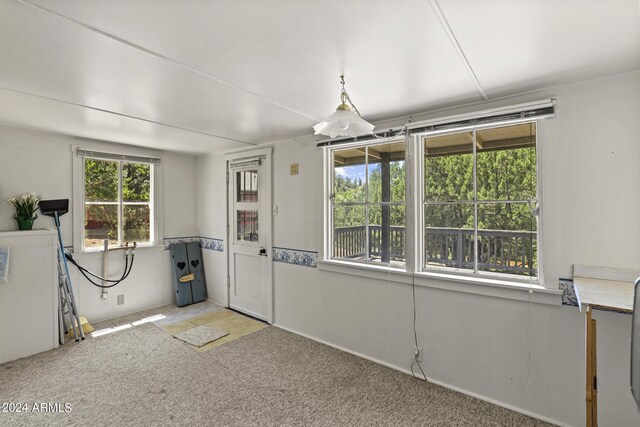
[335,164,366,182]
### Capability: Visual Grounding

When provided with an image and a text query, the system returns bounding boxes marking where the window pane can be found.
[84,204,118,248]
[367,204,406,267]
[333,148,366,203]
[476,123,536,201]
[236,170,258,202]
[237,210,258,242]
[368,141,406,203]
[477,203,537,276]
[333,204,366,259]
[123,162,151,202]
[124,205,151,243]
[424,132,473,202]
[85,159,118,202]
[390,205,406,264]
[424,203,474,271]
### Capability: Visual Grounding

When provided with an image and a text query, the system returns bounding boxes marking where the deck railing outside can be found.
[334,225,536,275]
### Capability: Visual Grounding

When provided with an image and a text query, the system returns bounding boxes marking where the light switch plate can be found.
[290,163,299,175]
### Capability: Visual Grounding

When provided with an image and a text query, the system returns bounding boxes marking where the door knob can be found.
[258,248,267,256]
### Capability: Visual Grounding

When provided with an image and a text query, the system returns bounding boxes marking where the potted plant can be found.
[6,193,40,230]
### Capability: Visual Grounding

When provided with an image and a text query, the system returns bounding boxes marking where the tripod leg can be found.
[57,289,65,345]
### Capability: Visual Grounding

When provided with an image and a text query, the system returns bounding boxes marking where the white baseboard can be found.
[273,323,567,427]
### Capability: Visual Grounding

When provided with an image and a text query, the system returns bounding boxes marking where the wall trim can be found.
[162,236,201,250]
[273,323,567,427]
[163,236,224,252]
[200,236,224,252]
[273,247,318,267]
[162,238,318,264]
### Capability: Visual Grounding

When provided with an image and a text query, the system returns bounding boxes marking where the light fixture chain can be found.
[339,74,362,117]
[344,91,362,117]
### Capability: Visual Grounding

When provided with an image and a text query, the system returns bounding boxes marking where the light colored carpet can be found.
[173,325,228,347]
[0,324,552,426]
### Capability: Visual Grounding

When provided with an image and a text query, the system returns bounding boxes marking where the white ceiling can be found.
[0,0,638,154]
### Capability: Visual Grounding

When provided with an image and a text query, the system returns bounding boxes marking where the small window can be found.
[331,140,406,268]
[83,158,154,249]
[423,122,538,277]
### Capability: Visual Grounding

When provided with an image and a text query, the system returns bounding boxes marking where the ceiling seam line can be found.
[0,85,257,146]
[428,0,488,101]
[16,0,320,122]
[0,122,202,155]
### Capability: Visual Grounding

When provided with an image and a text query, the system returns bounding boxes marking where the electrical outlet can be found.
[415,346,423,363]
[117,294,124,305]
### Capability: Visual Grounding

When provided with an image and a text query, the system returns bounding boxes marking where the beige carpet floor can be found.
[0,323,551,426]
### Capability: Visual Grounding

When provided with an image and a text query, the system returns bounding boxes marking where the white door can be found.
[227,149,272,322]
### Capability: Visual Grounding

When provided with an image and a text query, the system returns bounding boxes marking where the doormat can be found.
[173,325,228,347]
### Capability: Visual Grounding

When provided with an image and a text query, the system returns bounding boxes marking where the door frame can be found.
[224,147,273,324]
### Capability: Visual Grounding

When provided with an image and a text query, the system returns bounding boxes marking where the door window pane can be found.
[237,210,259,242]
[237,170,258,202]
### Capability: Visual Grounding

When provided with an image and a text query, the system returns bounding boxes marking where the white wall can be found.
[0,126,198,321]
[196,153,227,304]
[198,70,640,426]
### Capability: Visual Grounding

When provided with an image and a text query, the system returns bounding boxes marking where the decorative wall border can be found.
[163,238,316,266]
[163,236,224,252]
[273,247,318,268]
[162,236,201,251]
[559,278,631,315]
[200,237,224,252]
[559,278,577,307]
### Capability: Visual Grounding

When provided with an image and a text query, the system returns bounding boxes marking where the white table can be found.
[573,265,638,427]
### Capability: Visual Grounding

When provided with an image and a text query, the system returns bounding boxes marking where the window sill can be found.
[75,243,163,255]
[316,259,563,306]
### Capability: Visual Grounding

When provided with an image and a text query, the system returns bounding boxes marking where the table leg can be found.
[586,305,597,427]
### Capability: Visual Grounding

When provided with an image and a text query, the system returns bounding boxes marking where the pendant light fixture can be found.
[313,75,375,138]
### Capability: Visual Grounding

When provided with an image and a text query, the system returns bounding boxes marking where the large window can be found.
[82,157,155,249]
[331,140,406,267]
[422,122,537,277]
[325,118,541,281]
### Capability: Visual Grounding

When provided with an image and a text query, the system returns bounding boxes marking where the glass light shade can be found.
[313,108,375,138]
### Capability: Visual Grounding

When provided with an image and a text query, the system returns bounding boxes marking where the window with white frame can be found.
[78,151,158,250]
[420,122,538,278]
[323,103,550,282]
[330,140,406,267]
